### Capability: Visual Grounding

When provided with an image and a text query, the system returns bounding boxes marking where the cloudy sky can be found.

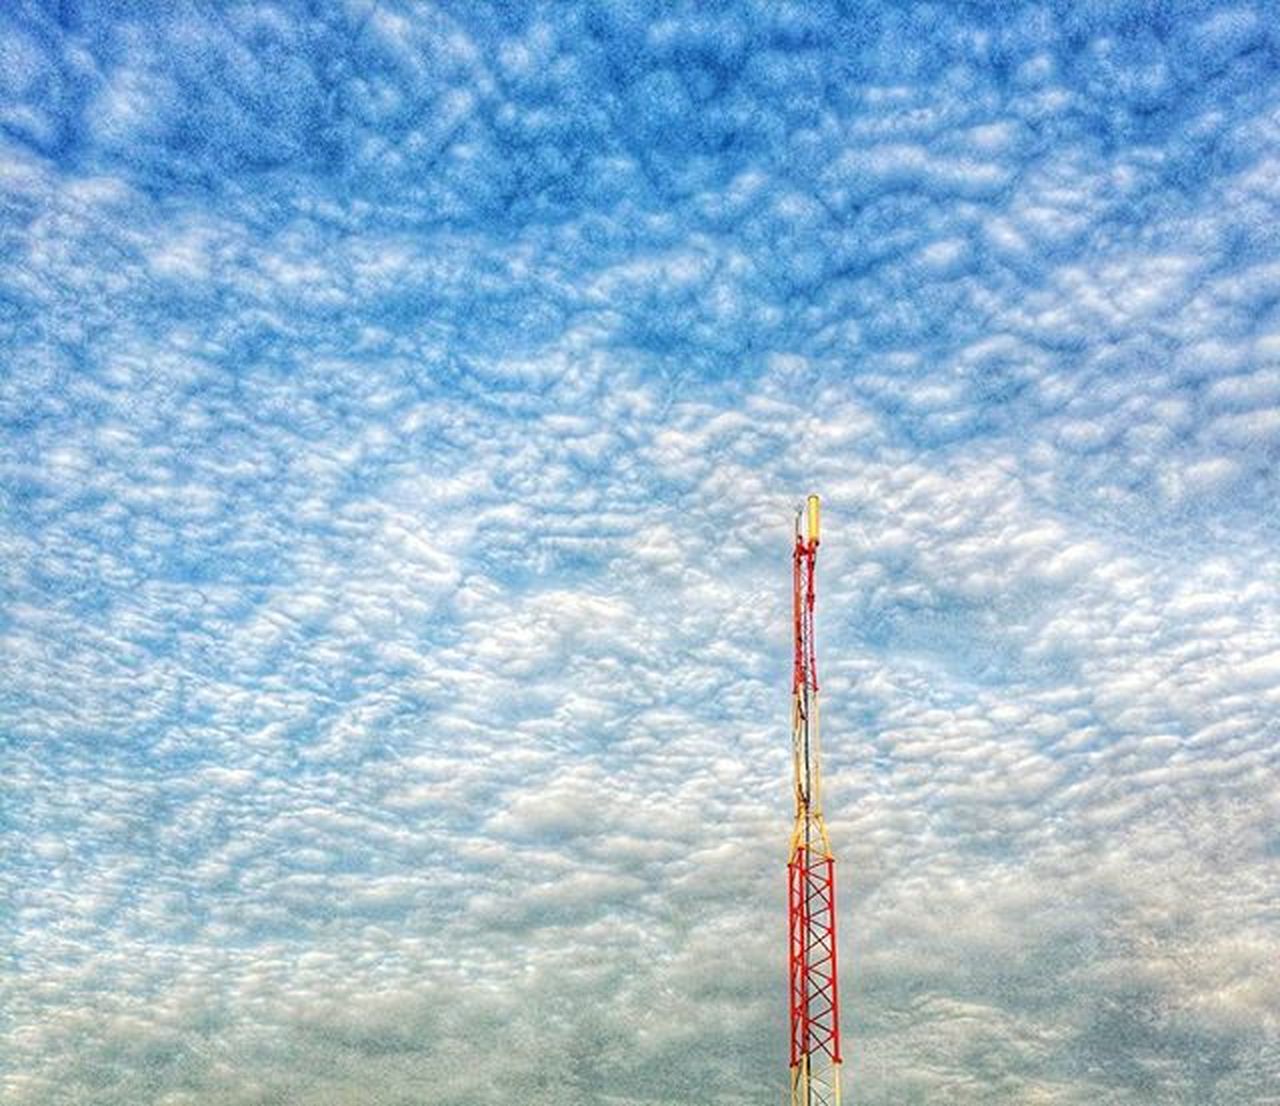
[4,2,1280,1103]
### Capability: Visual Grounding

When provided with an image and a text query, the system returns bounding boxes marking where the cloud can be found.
[3,2,1280,1104]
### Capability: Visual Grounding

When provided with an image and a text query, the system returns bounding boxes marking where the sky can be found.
[2,1,1280,1103]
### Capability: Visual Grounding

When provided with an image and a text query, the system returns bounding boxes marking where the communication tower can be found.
[787,495,843,1106]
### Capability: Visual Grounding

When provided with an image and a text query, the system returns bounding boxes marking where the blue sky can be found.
[3,2,1280,1103]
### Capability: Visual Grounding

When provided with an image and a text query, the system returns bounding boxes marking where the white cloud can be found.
[3,3,1280,1104]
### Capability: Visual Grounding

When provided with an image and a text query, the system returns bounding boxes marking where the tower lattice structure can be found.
[788,495,843,1106]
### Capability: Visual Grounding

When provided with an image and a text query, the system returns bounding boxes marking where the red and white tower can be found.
[788,494,843,1106]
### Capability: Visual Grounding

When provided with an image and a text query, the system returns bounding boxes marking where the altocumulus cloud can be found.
[3,2,1280,1103]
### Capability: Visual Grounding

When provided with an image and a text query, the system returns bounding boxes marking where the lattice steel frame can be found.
[788,495,843,1106]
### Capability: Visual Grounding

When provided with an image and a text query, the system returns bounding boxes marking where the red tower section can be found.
[788,495,843,1106]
